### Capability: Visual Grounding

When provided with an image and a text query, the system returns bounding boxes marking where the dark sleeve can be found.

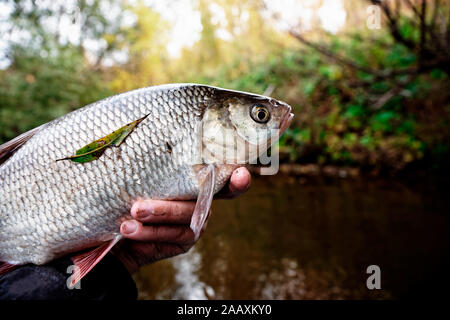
[0,254,137,300]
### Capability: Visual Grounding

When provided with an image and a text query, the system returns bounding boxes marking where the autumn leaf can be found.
[57,114,149,163]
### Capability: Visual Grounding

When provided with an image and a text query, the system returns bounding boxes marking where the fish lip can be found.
[280,111,294,134]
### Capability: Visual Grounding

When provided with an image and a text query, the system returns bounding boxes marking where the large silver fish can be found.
[0,84,293,282]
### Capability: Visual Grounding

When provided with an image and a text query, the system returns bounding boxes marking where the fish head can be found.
[201,88,294,164]
[225,93,293,145]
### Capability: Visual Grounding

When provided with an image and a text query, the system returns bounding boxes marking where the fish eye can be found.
[250,104,270,123]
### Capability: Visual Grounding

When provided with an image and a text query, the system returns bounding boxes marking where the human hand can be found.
[113,167,251,273]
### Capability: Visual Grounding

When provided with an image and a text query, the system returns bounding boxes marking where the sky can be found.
[0,0,347,69]
[155,0,347,57]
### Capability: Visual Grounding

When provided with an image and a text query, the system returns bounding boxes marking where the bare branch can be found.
[405,0,447,55]
[289,30,382,77]
[289,30,449,78]
[288,1,450,78]
[404,0,421,18]
[263,84,275,96]
[430,0,440,31]
[375,0,418,51]
[427,0,449,53]
[419,0,427,66]
[370,87,400,110]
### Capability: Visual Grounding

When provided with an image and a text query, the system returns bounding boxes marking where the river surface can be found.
[133,174,450,299]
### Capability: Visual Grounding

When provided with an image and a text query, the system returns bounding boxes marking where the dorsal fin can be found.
[0,126,42,165]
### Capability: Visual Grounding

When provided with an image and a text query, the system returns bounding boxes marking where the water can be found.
[133,174,450,299]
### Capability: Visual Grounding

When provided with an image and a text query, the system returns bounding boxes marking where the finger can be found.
[120,220,195,245]
[127,241,192,264]
[215,167,251,199]
[130,199,195,224]
[229,167,251,194]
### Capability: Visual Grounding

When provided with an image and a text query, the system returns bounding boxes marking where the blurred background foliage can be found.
[0,0,449,175]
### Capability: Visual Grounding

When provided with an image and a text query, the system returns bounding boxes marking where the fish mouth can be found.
[280,111,294,134]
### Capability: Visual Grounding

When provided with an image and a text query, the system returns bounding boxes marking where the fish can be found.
[0,83,293,284]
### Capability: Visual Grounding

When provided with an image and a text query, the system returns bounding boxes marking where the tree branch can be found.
[289,30,449,78]
[373,0,418,51]
[404,0,422,19]
[289,30,383,77]
[419,0,427,67]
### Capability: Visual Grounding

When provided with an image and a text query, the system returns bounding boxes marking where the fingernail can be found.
[122,221,138,234]
[235,167,244,177]
[136,201,155,219]
[236,167,250,188]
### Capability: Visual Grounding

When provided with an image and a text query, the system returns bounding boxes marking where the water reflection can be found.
[134,175,450,299]
[170,248,214,300]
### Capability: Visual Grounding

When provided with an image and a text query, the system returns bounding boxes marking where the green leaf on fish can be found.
[56,114,149,163]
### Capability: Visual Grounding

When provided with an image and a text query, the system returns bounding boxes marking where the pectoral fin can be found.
[0,262,19,276]
[190,164,215,241]
[70,235,122,286]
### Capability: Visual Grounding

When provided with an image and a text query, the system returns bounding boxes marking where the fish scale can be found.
[0,84,207,264]
[0,83,293,273]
